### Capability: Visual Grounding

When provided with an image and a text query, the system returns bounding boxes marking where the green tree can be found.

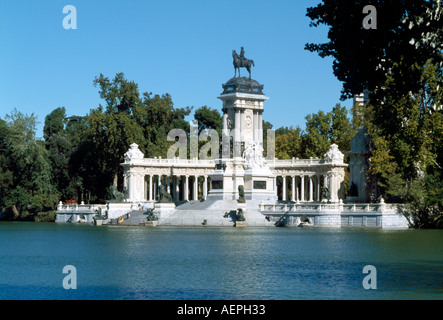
[275,126,303,159]
[43,106,66,140]
[306,1,443,227]
[194,106,222,135]
[75,73,191,201]
[134,92,191,158]
[329,104,355,155]
[0,109,57,220]
[302,110,332,158]
[305,0,442,103]
[44,107,78,200]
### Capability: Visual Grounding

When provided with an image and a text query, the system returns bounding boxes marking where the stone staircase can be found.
[160,200,238,226]
[158,199,275,227]
[103,200,276,227]
[119,210,148,226]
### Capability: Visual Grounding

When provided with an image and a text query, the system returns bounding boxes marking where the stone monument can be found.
[208,49,276,201]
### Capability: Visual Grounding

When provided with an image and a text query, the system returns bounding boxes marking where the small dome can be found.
[221,77,264,95]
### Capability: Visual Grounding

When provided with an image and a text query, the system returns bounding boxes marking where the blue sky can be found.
[0,0,352,139]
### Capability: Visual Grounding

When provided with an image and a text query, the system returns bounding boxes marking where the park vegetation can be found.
[305,0,442,228]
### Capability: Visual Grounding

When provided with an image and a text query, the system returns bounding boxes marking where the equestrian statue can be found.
[232,47,255,79]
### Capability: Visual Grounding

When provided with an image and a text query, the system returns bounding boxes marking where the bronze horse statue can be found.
[233,50,254,79]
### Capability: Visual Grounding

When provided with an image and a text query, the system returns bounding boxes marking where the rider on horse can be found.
[233,47,254,79]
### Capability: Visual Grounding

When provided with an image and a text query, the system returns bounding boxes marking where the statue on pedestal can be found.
[233,47,255,79]
[107,185,126,202]
[158,185,173,203]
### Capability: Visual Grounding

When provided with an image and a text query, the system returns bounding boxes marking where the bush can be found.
[34,211,57,223]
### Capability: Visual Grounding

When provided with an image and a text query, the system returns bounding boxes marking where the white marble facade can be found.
[121,77,347,205]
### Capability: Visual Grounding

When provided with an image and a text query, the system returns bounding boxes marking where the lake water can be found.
[0,222,442,300]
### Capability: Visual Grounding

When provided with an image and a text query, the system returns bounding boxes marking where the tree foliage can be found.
[0,109,57,220]
[305,1,443,227]
[306,0,442,104]
[275,104,355,160]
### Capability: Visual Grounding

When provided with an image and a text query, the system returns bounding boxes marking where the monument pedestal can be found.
[144,221,158,227]
[234,221,247,228]
[208,159,245,200]
[234,202,247,227]
[154,202,176,221]
[243,167,277,202]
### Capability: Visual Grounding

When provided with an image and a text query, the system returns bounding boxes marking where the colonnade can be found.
[142,174,211,202]
[273,174,329,202]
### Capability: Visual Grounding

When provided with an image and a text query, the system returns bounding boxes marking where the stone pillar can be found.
[184,175,189,201]
[234,109,241,158]
[149,175,153,201]
[193,175,198,200]
[253,111,258,142]
[223,114,229,136]
[301,175,305,202]
[309,176,314,202]
[258,112,263,145]
[240,110,244,141]
[138,173,145,202]
[282,176,287,201]
[291,176,296,201]
[317,175,321,201]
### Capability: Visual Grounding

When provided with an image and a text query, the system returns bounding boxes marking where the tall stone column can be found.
[309,176,314,202]
[149,175,153,201]
[258,112,263,145]
[138,173,144,202]
[253,111,258,142]
[301,175,305,202]
[282,176,287,201]
[223,114,229,136]
[291,176,296,202]
[234,109,241,158]
[184,175,189,201]
[127,174,134,201]
[193,175,198,200]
